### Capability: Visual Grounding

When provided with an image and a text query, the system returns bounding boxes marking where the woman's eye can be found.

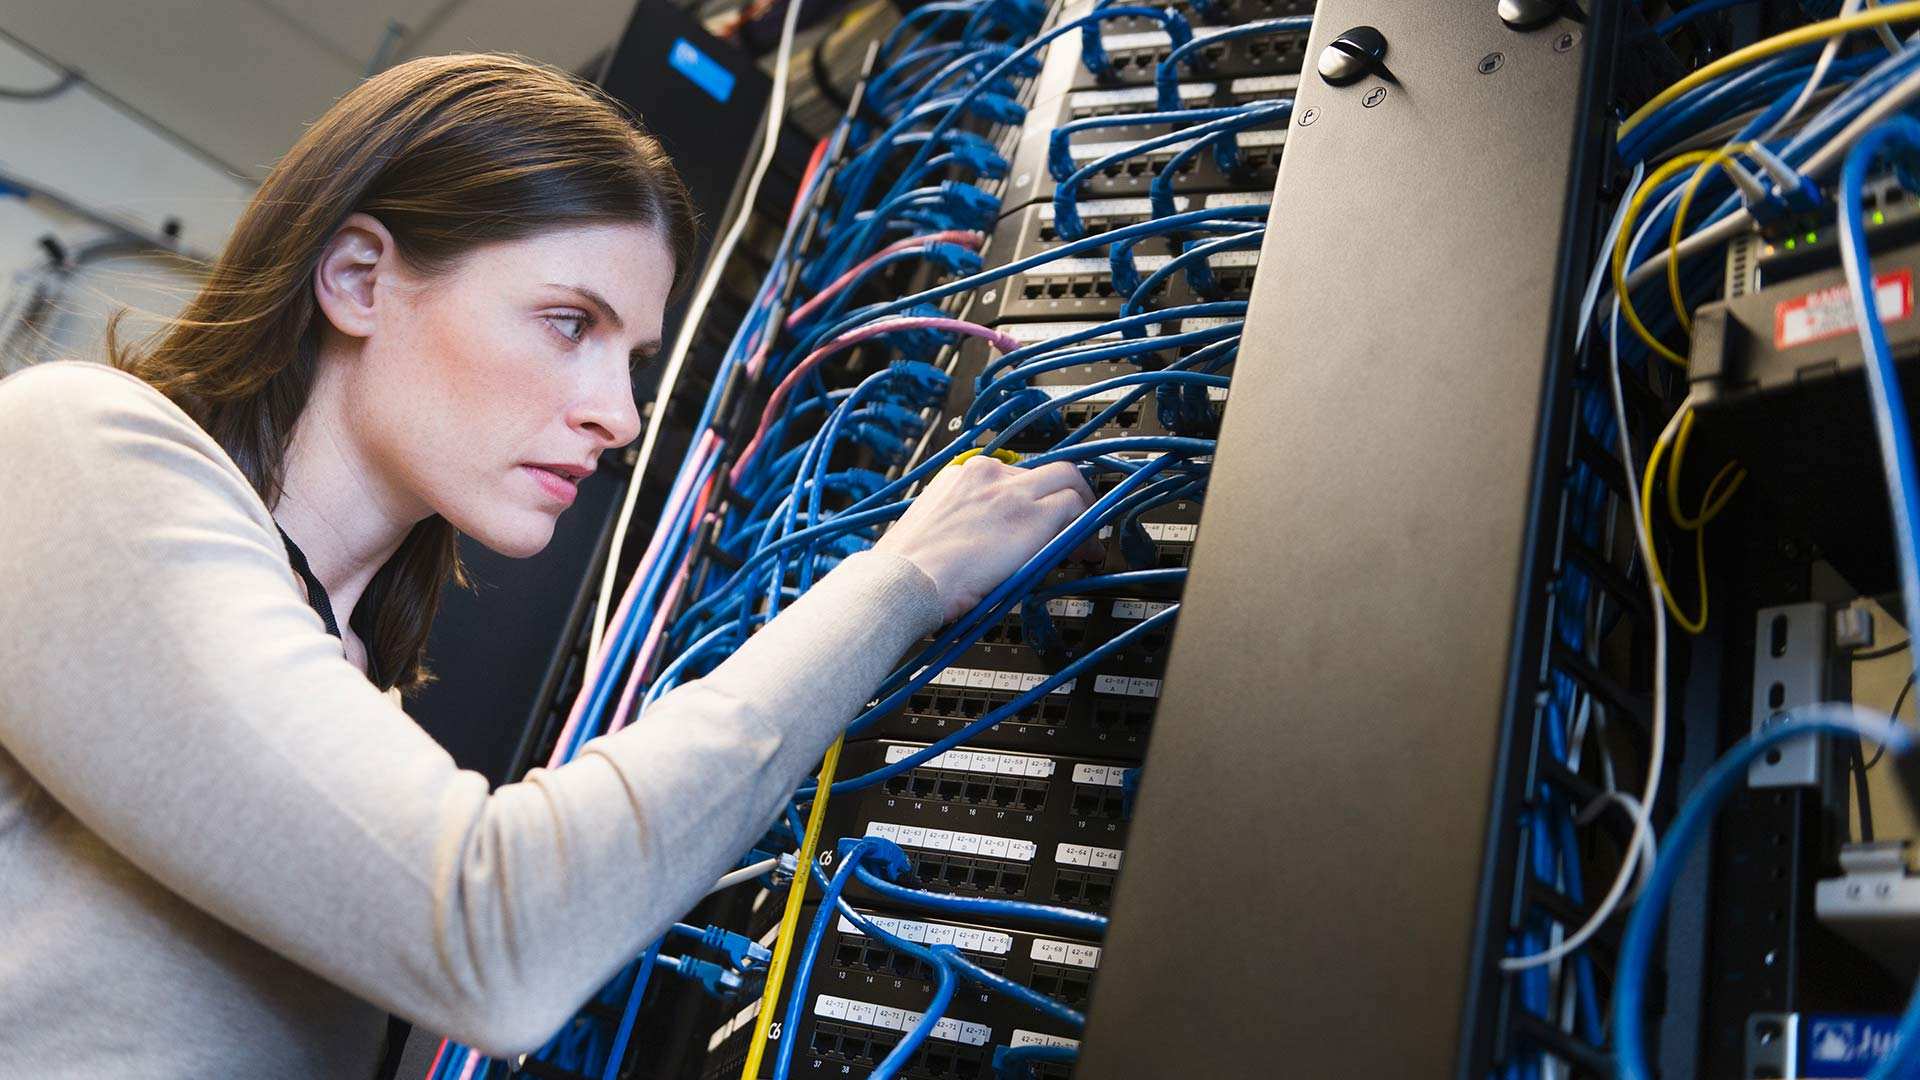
[547,314,589,343]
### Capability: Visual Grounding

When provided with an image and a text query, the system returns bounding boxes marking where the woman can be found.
[0,54,1096,1076]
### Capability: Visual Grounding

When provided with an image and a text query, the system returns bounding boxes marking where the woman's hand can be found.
[873,455,1104,624]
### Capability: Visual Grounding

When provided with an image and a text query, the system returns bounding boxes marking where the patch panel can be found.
[974,246,1261,321]
[1071,22,1312,88]
[839,820,1126,915]
[709,907,1094,1080]
[994,191,1270,257]
[1094,0,1314,32]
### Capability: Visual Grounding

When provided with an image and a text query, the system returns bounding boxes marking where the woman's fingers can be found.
[1035,486,1106,564]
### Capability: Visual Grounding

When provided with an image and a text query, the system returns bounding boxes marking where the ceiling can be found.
[1,0,645,181]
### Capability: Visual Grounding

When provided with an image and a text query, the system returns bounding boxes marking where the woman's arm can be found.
[0,363,959,1054]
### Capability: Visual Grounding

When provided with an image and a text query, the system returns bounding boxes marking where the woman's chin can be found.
[461,510,557,559]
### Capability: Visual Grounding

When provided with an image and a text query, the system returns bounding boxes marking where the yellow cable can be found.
[1667,143,1753,335]
[1640,406,1745,635]
[1620,1,1920,137]
[1665,408,1746,528]
[1614,150,1723,367]
[739,736,844,1080]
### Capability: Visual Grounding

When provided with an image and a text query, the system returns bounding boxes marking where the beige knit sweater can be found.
[0,361,943,1078]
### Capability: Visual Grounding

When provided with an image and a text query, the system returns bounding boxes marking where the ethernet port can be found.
[891,951,919,978]
[910,774,939,797]
[955,1052,985,1080]
[943,861,970,886]
[1095,279,1115,297]
[1040,700,1069,723]
[1062,974,1092,1003]
[1023,283,1044,300]
[886,776,912,797]
[812,1029,840,1056]
[1054,877,1084,902]
[990,782,1018,806]
[937,777,964,800]
[1086,879,1113,906]
[836,941,864,968]
[1033,971,1061,997]
[1001,869,1028,894]
[1143,632,1167,653]
[1117,408,1139,428]
[925,1047,955,1076]
[964,779,991,803]
[973,866,1003,891]
[1073,790,1101,817]
[1016,784,1046,811]
[1046,283,1069,299]
[1094,705,1124,728]
[1069,281,1092,298]
[850,1037,877,1063]
[910,692,934,713]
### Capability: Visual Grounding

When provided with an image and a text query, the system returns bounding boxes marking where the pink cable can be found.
[543,431,719,768]
[606,481,720,733]
[730,316,1020,486]
[784,230,985,329]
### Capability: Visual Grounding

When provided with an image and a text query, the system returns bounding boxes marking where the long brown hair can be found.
[112,53,698,693]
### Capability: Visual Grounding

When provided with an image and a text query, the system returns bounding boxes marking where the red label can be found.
[1774,269,1914,350]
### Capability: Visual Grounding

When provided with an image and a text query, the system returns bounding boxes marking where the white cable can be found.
[1624,62,1920,293]
[1502,184,1677,969]
[588,0,812,663]
[705,857,782,897]
[1869,0,1907,53]
[1763,0,1866,142]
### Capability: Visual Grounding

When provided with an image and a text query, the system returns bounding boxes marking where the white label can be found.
[1230,74,1302,95]
[1205,191,1274,208]
[1047,598,1095,618]
[884,744,1056,778]
[1179,314,1243,331]
[867,821,1038,861]
[1040,382,1226,404]
[1039,195,1190,223]
[1069,83,1215,109]
[1143,522,1198,542]
[813,996,990,1044]
[1101,24,1231,51]
[1093,674,1160,698]
[1072,763,1130,787]
[1056,843,1125,870]
[1239,129,1287,148]
[1069,136,1199,161]
[1012,1030,1082,1050]
[1774,270,1914,349]
[1112,599,1176,621]
[1030,939,1103,969]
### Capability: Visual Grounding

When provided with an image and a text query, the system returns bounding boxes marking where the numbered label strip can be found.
[837,913,1015,955]
[1029,939,1103,969]
[865,821,1039,862]
[1055,843,1124,871]
[885,744,1056,778]
[925,666,1075,695]
[814,995,992,1046]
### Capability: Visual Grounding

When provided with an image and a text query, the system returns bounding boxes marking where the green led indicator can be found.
[1875,210,1889,225]
[1806,231,1818,244]
[1786,238,1798,250]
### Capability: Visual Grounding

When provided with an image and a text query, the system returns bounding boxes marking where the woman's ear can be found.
[313,212,397,340]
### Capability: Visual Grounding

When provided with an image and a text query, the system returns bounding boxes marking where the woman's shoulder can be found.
[0,361,269,527]
[0,360,196,432]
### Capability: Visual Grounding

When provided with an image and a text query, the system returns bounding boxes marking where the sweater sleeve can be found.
[0,362,944,1056]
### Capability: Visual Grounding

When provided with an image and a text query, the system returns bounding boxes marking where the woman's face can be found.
[324,218,673,558]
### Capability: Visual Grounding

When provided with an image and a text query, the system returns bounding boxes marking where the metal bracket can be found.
[1750,602,1831,789]
[1747,1012,1799,1079]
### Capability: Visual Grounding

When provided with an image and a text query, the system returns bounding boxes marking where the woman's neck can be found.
[274,367,426,646]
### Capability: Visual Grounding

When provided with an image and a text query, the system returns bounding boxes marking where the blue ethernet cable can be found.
[825,607,1182,796]
[1119,231,1264,319]
[852,863,1110,933]
[1045,105,1270,181]
[1153,16,1313,109]
[1050,109,1287,240]
[1612,712,1918,1080]
[772,837,900,1080]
